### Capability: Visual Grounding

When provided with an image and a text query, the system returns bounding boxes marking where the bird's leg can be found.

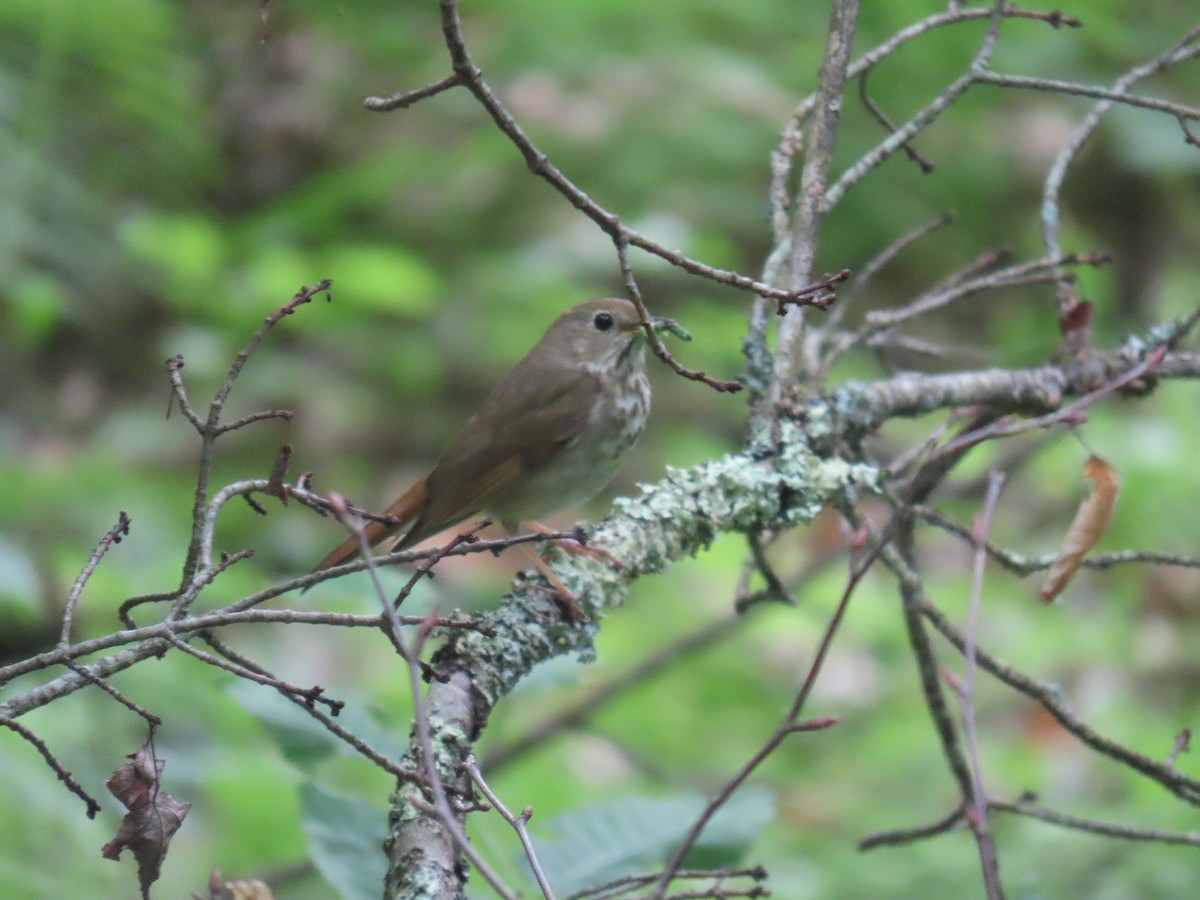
[525,520,625,570]
[515,543,584,622]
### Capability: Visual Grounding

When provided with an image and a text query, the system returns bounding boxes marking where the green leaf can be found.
[300,783,387,900]
[230,682,339,771]
[524,787,774,893]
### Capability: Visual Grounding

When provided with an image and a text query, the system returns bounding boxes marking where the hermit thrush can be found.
[313,298,678,586]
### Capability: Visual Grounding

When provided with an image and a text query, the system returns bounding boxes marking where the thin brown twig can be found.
[858,67,935,173]
[0,606,490,708]
[861,794,1200,851]
[914,504,1200,576]
[614,235,744,393]
[1166,729,1192,768]
[930,343,1167,462]
[177,280,331,583]
[825,13,1197,214]
[263,443,293,503]
[464,755,556,899]
[919,600,1200,805]
[59,511,131,647]
[427,0,833,308]
[166,630,343,714]
[654,500,905,894]
[958,470,1007,899]
[859,805,967,851]
[64,662,162,727]
[118,590,179,628]
[172,547,255,619]
[821,212,954,344]
[568,867,769,900]
[1041,24,1200,313]
[1182,118,1200,148]
[201,633,418,782]
[364,73,463,110]
[336,493,520,898]
[976,68,1200,120]
[862,251,1107,331]
[763,0,861,413]
[0,716,101,818]
[771,4,1081,200]
[214,408,293,436]
[391,518,493,610]
[165,354,204,430]
[990,797,1200,846]
[824,0,1008,210]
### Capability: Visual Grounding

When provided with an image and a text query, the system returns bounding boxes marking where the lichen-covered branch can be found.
[384,421,877,896]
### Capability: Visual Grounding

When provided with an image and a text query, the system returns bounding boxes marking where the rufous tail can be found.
[310,476,427,574]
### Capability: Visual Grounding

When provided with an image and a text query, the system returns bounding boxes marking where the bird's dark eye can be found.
[593,312,614,332]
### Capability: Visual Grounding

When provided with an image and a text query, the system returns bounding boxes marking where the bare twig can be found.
[464,755,556,899]
[929,343,1167,462]
[1041,24,1200,313]
[417,0,832,310]
[364,73,463,110]
[858,67,935,173]
[764,0,861,411]
[914,504,1200,576]
[1166,729,1192,768]
[614,236,744,393]
[654,500,908,895]
[958,470,1007,899]
[177,281,330,583]
[0,716,101,818]
[483,612,747,773]
[64,663,162,727]
[820,212,954,343]
[919,600,1200,805]
[568,867,768,900]
[60,512,131,647]
[201,633,417,782]
[165,631,343,714]
[390,518,493,610]
[859,805,967,851]
[335,495,520,898]
[862,251,1107,333]
[991,796,1200,846]
[976,69,1200,120]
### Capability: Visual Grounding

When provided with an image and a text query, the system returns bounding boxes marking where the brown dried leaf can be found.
[1058,299,1093,339]
[264,443,293,504]
[101,741,191,899]
[1040,455,1120,602]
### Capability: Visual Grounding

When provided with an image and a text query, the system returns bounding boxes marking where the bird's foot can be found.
[527,522,624,570]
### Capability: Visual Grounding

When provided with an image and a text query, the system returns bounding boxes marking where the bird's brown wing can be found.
[310,475,428,574]
[398,362,600,547]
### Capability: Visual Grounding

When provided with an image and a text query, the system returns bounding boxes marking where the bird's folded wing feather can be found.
[310,475,427,573]
[400,363,600,546]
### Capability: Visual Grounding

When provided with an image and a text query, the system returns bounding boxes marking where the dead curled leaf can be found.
[1040,455,1120,602]
[101,740,191,899]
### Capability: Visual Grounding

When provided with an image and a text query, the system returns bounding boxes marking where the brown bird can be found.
[313,298,680,609]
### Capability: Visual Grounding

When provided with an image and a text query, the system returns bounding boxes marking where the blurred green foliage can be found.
[1,0,1197,897]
